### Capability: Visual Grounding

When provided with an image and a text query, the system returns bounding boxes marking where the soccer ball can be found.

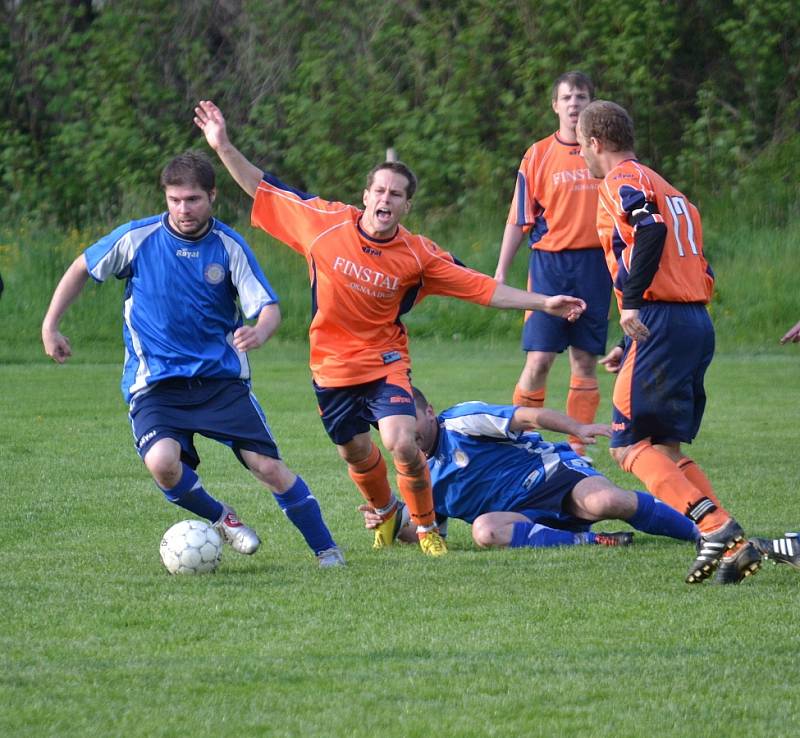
[159,519,222,575]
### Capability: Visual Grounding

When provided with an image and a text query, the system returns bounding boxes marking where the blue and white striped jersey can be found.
[428,402,570,523]
[84,214,278,402]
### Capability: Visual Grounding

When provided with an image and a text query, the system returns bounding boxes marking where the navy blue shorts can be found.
[523,248,611,355]
[611,302,714,447]
[128,377,280,469]
[514,451,603,532]
[314,371,416,445]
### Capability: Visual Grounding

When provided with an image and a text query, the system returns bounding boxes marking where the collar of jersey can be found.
[161,213,215,242]
[554,131,579,147]
[357,217,399,244]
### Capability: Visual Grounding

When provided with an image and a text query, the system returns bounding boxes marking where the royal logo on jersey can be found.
[175,248,200,258]
[361,245,382,256]
[204,263,225,285]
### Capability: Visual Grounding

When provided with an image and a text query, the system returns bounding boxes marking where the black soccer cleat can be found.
[750,534,800,570]
[686,518,745,584]
[713,541,762,584]
[594,531,634,547]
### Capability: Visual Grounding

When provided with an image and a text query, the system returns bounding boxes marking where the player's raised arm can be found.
[41,255,91,363]
[194,100,262,199]
[488,282,586,321]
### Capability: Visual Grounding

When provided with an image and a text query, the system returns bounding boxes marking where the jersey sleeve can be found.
[216,227,279,319]
[251,172,355,255]
[415,237,497,305]
[440,402,517,439]
[506,144,542,227]
[84,218,161,282]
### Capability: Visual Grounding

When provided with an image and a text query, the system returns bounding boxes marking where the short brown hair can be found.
[551,71,595,102]
[411,386,429,412]
[160,151,216,193]
[366,161,418,199]
[578,100,635,152]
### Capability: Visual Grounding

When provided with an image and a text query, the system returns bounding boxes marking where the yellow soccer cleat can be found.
[373,508,398,550]
[418,529,448,557]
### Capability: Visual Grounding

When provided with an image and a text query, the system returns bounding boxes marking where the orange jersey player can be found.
[578,99,761,585]
[194,99,585,559]
[596,160,714,308]
[249,174,496,388]
[495,72,611,461]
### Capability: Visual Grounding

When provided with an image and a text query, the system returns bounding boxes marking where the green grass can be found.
[2,340,800,737]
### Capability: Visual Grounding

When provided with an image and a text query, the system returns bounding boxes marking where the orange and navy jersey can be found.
[251,173,498,387]
[596,160,714,308]
[507,132,601,252]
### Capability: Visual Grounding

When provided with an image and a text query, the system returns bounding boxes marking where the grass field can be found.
[2,339,799,736]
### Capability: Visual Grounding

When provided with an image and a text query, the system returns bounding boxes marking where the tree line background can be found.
[2,0,798,228]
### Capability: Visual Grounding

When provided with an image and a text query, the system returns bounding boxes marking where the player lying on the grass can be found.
[41,151,344,568]
[194,99,586,558]
[359,387,698,550]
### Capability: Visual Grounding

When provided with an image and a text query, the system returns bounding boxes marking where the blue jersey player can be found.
[360,387,698,552]
[42,151,344,568]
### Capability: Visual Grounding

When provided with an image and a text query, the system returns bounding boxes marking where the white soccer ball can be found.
[159,519,222,575]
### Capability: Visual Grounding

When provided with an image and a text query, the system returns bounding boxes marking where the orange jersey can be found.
[251,173,497,387]
[506,132,601,252]
[596,160,714,308]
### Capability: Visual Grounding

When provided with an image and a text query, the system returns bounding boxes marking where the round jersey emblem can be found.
[204,263,225,285]
[453,450,469,468]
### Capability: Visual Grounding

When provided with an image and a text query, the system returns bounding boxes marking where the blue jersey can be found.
[428,402,578,523]
[84,214,278,402]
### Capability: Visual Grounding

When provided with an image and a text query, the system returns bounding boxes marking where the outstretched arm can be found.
[780,320,800,344]
[509,406,611,446]
[42,255,91,363]
[194,100,262,199]
[488,282,585,321]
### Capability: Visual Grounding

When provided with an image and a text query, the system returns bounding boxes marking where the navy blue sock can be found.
[509,522,584,548]
[628,491,699,541]
[273,476,336,555]
[159,464,223,522]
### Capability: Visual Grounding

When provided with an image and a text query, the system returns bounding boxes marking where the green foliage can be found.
[2,0,798,226]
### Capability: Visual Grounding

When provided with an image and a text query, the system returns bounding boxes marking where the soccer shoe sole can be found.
[713,542,762,584]
[685,519,745,584]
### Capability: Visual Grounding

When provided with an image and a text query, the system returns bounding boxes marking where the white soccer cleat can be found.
[316,547,346,568]
[213,504,261,555]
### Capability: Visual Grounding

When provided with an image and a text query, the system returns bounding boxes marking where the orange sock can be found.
[347,443,394,514]
[622,440,729,534]
[677,457,724,508]
[394,450,435,529]
[513,385,545,407]
[566,375,600,448]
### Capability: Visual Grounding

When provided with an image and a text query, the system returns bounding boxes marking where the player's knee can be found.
[144,443,181,487]
[385,435,419,465]
[471,517,495,548]
[247,454,293,490]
